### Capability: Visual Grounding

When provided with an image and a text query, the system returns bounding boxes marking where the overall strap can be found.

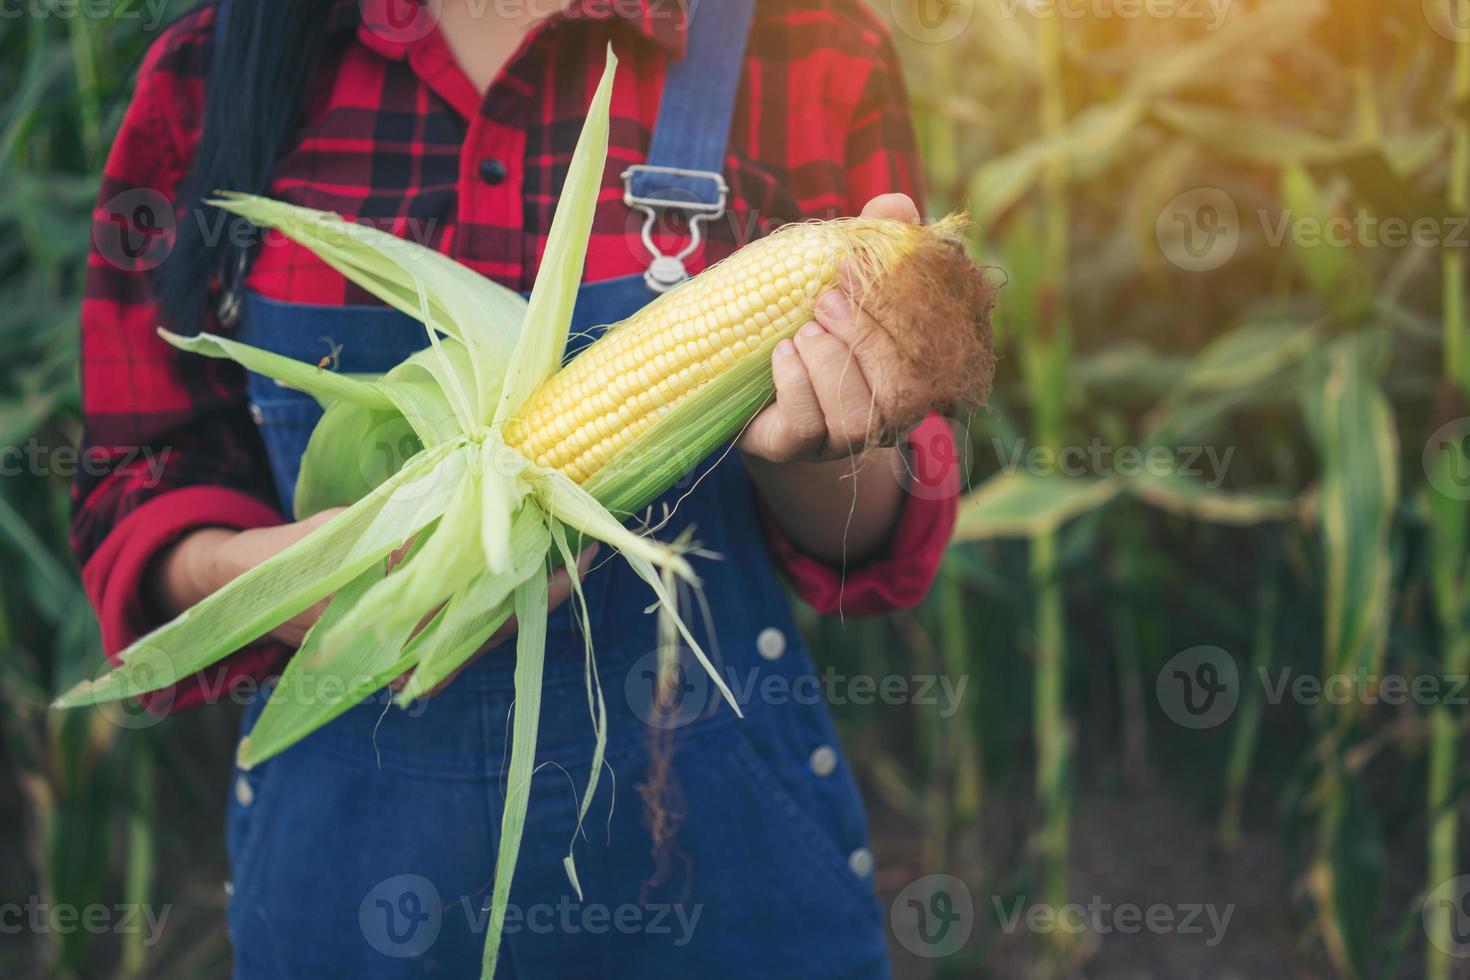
[214,0,230,52]
[622,0,759,292]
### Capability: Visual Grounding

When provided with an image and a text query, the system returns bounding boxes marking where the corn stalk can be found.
[1030,9,1075,948]
[1425,28,1470,980]
[1219,555,1280,851]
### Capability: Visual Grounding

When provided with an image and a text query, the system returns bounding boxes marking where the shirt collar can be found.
[339,0,689,60]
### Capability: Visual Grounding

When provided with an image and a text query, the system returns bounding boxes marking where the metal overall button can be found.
[622,164,728,294]
[756,626,786,661]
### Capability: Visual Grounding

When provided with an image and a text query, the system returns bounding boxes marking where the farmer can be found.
[74,0,964,975]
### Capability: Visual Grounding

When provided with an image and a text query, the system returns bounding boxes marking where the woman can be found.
[75,0,965,975]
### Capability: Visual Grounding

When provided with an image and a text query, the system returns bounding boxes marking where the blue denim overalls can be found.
[223,3,890,976]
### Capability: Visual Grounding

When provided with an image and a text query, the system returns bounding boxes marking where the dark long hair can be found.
[154,0,335,330]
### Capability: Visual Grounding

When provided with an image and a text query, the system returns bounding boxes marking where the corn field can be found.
[4,0,1470,976]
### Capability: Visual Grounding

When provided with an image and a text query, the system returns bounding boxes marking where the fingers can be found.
[814,279,900,415]
[861,192,921,223]
[740,338,829,462]
[792,316,875,456]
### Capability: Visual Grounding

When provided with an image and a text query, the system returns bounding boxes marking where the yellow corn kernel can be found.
[503,218,929,486]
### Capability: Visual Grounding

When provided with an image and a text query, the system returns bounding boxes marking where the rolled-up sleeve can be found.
[754,19,960,615]
[71,8,287,713]
[755,415,960,615]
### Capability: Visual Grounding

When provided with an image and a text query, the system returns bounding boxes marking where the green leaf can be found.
[953,472,1122,541]
[1129,471,1296,525]
[236,555,419,770]
[317,458,489,659]
[295,400,412,519]
[549,520,607,902]
[1122,0,1325,102]
[969,101,1143,226]
[531,464,693,580]
[1280,165,1376,321]
[54,442,468,708]
[210,192,527,421]
[495,49,617,424]
[482,571,550,978]
[1339,147,1459,227]
[1303,333,1398,686]
[1425,448,1470,628]
[1171,317,1324,395]
[1149,103,1366,165]
[394,506,552,703]
[159,329,397,410]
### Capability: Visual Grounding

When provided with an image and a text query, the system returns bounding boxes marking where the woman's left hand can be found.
[738,193,920,464]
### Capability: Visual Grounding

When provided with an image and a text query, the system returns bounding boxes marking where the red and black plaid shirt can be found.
[74,0,959,708]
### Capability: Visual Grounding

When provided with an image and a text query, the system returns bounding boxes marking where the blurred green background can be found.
[5,0,1470,976]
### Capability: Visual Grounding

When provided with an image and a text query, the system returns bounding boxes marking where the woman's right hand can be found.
[148,509,595,654]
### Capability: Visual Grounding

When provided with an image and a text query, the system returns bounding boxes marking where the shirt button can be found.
[809,745,837,777]
[756,627,786,661]
[234,775,254,807]
[248,402,264,426]
[478,158,508,185]
[847,847,875,878]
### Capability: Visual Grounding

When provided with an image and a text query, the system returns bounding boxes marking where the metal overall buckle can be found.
[216,248,249,328]
[621,165,728,294]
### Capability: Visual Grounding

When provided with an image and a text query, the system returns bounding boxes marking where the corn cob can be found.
[506,214,994,488]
